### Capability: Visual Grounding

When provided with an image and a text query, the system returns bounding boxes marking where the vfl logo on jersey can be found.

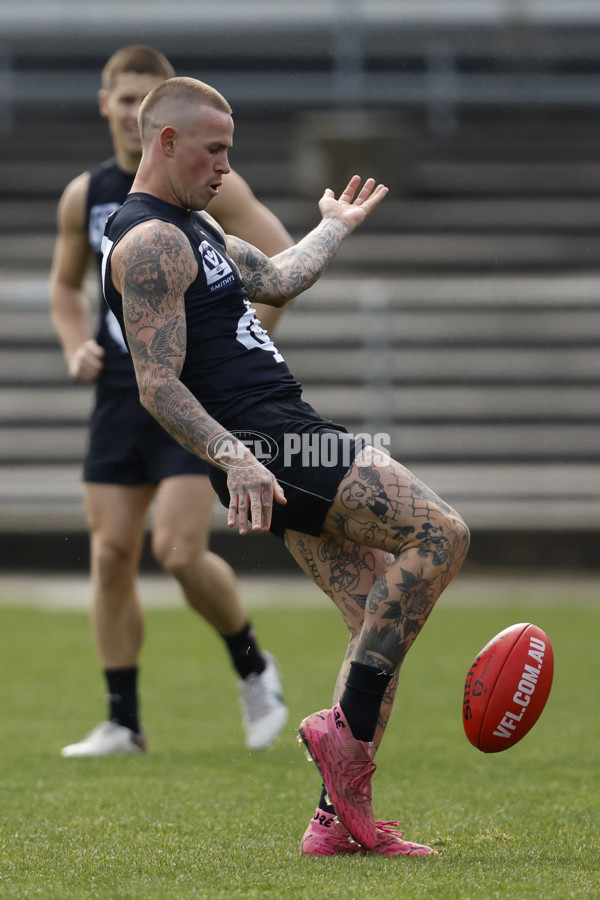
[199,240,234,291]
[89,202,120,253]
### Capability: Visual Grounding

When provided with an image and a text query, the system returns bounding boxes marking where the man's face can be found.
[124,257,168,312]
[170,106,234,211]
[99,72,164,162]
[130,261,159,289]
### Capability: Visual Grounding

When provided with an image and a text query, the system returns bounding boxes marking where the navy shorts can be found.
[207,396,358,539]
[84,384,208,485]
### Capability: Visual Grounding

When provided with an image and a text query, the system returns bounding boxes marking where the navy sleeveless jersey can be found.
[86,157,137,388]
[102,192,301,425]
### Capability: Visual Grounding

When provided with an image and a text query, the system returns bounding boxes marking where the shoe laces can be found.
[376,821,405,836]
[343,758,377,797]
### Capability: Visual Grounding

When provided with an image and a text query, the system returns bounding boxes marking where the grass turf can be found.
[0,575,598,899]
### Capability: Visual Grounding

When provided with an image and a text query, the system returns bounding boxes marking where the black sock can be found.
[105,666,140,734]
[317,783,336,815]
[339,661,392,743]
[223,622,266,680]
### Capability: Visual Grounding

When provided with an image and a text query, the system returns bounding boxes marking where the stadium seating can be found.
[1,4,599,569]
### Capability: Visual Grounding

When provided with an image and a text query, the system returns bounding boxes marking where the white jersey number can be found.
[236,299,283,362]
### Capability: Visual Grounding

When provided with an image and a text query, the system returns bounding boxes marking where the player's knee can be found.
[414,507,470,577]
[92,539,138,589]
[444,510,470,576]
[152,532,198,580]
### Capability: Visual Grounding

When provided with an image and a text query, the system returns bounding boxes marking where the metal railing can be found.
[2,2,600,130]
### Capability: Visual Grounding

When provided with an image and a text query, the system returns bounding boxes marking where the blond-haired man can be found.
[102,75,469,855]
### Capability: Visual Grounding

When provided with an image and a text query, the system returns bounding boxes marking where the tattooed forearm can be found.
[139,374,256,472]
[147,380,215,455]
[227,216,350,304]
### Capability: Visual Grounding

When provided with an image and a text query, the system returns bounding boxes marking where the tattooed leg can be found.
[322,446,470,673]
[284,528,398,751]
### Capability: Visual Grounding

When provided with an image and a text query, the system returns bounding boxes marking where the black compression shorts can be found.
[84,384,208,485]
[207,396,358,539]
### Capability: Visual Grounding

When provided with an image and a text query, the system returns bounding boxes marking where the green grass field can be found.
[0,573,598,899]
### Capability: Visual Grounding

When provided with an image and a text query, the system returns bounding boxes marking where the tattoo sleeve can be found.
[115,221,251,470]
[226,215,350,304]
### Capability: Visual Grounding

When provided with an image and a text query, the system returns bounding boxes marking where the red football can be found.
[463,623,554,753]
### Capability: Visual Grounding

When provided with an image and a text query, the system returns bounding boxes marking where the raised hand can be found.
[318,175,389,233]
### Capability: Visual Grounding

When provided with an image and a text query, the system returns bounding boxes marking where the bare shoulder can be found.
[111,218,197,294]
[114,218,196,259]
[57,171,91,231]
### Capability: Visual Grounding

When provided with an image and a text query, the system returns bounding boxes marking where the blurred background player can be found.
[49,45,292,756]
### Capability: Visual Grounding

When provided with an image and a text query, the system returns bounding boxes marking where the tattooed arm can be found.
[223,175,388,307]
[110,218,286,534]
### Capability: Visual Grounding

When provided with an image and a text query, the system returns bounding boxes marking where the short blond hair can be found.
[101,45,174,93]
[138,76,232,143]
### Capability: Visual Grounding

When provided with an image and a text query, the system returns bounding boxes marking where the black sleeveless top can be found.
[102,192,301,426]
[86,157,137,388]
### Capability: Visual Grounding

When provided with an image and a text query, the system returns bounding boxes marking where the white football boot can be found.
[61,721,147,757]
[238,652,288,750]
